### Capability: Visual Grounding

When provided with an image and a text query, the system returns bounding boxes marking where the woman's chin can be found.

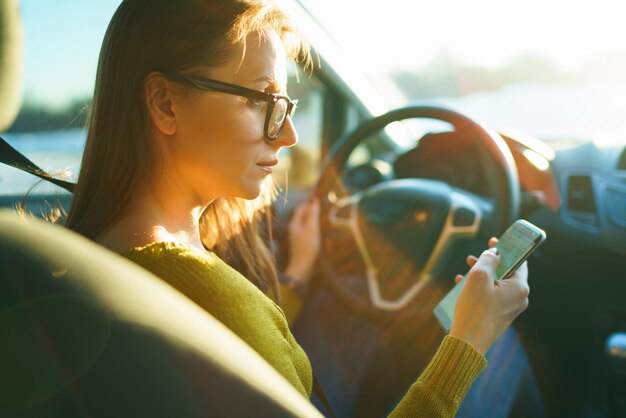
[226,176,271,200]
[236,184,265,200]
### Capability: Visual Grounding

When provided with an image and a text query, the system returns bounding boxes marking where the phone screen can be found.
[494,220,545,280]
[434,219,546,332]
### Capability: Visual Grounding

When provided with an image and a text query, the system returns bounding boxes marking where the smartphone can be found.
[434,219,546,332]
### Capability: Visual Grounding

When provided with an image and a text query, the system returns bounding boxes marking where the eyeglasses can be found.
[162,72,298,141]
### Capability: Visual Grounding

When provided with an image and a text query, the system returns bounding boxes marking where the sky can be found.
[19,0,626,106]
[20,0,121,106]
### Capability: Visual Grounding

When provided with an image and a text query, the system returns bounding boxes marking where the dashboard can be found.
[341,129,626,256]
[550,140,626,255]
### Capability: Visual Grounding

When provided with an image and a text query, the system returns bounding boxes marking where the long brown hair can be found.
[65,0,310,299]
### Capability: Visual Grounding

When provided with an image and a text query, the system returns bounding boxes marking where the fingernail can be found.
[488,247,500,256]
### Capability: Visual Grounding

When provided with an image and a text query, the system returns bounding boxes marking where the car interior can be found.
[1,1,626,417]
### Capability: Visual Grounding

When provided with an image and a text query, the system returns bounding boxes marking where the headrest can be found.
[0,0,23,131]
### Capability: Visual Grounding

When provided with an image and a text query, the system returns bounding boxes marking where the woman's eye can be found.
[247,98,263,108]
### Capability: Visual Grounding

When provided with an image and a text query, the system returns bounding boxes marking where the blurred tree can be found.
[391,52,574,100]
[7,98,91,133]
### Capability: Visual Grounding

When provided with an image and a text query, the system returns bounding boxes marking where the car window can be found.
[302,0,626,147]
[271,65,372,203]
[273,67,326,197]
[0,0,117,197]
[0,130,85,196]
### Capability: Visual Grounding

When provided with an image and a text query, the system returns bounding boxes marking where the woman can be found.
[66,0,530,416]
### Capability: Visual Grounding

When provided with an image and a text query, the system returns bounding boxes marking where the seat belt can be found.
[0,134,75,192]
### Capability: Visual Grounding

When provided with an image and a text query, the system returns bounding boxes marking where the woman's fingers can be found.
[459,237,502,285]
[455,274,464,284]
[503,260,529,285]
[290,197,318,227]
[287,197,323,282]
[302,197,319,219]
[468,248,500,283]
[466,255,478,267]
[501,261,530,298]
[308,197,320,223]
[465,237,497,267]
[290,202,306,224]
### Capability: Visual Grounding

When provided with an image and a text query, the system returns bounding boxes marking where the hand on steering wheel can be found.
[284,196,321,286]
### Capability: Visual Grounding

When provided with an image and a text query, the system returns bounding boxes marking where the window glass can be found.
[273,66,327,198]
[0,0,120,196]
[303,0,626,146]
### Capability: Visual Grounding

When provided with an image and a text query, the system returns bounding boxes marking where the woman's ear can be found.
[144,72,178,136]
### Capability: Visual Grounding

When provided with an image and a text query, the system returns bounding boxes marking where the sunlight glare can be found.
[522,149,550,171]
[304,0,626,73]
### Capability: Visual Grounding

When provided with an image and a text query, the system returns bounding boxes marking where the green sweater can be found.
[122,242,487,417]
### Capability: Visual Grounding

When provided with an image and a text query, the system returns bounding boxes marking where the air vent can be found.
[567,175,596,213]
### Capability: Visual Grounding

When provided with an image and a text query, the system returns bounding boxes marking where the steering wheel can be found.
[314,105,520,319]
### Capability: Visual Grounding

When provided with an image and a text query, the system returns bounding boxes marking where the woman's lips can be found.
[257,159,278,174]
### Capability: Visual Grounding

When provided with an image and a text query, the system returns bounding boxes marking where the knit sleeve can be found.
[388,335,488,417]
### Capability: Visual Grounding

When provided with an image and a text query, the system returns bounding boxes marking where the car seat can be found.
[0,209,322,417]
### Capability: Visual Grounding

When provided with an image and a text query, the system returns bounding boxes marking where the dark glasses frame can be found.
[162,72,297,140]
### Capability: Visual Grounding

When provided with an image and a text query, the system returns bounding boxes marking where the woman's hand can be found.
[450,237,530,355]
[283,196,321,285]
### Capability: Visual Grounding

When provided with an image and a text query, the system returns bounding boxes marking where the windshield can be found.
[302,0,626,146]
[3,0,626,196]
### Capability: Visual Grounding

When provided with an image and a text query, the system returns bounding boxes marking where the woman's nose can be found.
[274,117,298,148]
